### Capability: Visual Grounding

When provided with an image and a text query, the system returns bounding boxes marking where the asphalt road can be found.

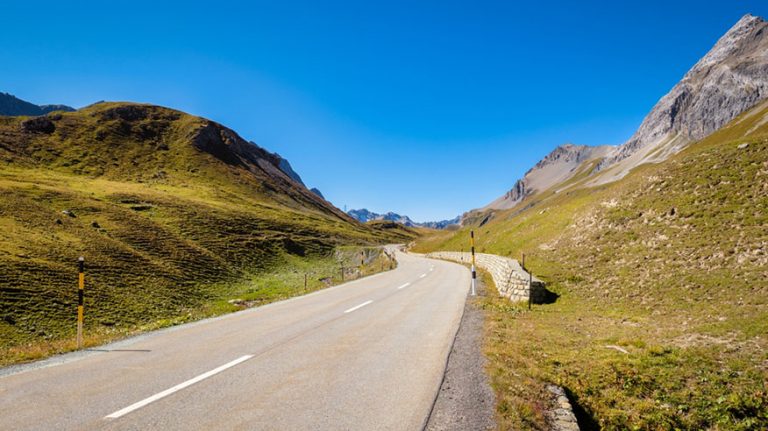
[0,250,470,430]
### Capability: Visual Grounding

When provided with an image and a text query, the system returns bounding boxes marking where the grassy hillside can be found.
[0,102,414,365]
[414,101,768,429]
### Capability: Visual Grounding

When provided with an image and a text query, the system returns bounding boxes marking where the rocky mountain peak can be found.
[595,14,768,176]
[472,14,768,219]
[688,14,765,75]
[532,143,592,171]
[347,208,459,229]
[483,143,611,210]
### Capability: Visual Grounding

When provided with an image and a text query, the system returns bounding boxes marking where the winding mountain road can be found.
[0,250,471,430]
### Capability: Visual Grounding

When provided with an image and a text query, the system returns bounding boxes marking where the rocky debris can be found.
[547,385,580,431]
[61,210,76,218]
[738,143,750,149]
[20,116,55,134]
[605,344,630,354]
[91,221,101,229]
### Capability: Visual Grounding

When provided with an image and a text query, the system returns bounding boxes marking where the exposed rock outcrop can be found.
[481,14,768,212]
[485,144,611,210]
[594,14,768,182]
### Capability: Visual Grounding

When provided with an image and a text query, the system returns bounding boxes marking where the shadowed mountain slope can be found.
[0,92,75,116]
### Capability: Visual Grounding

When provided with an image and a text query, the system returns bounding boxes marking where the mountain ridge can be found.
[347,208,460,229]
[481,13,768,213]
[0,92,75,116]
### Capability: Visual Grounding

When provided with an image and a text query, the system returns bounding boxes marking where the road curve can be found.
[0,250,471,430]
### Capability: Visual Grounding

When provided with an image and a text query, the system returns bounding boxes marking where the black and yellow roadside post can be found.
[360,251,364,276]
[470,231,476,296]
[77,256,85,348]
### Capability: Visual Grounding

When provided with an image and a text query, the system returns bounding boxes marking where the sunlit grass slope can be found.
[414,102,768,430]
[0,102,414,365]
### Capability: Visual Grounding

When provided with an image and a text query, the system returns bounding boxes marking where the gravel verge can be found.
[425,276,496,431]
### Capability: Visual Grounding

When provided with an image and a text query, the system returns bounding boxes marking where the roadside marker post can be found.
[521,253,532,310]
[528,271,533,311]
[470,231,476,296]
[77,256,85,349]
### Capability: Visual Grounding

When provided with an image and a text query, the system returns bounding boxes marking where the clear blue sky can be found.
[2,1,766,221]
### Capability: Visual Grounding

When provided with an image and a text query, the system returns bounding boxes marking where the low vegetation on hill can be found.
[414,102,768,429]
[0,102,413,365]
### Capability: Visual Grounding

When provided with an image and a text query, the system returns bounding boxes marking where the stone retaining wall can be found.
[426,251,547,303]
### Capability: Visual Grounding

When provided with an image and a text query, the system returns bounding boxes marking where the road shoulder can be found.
[425,275,496,431]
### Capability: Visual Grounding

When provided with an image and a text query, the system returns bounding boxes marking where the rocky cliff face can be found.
[594,14,768,180]
[485,144,611,210]
[482,14,768,211]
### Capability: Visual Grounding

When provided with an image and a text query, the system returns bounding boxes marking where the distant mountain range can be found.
[0,92,75,116]
[479,13,768,214]
[347,208,460,229]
